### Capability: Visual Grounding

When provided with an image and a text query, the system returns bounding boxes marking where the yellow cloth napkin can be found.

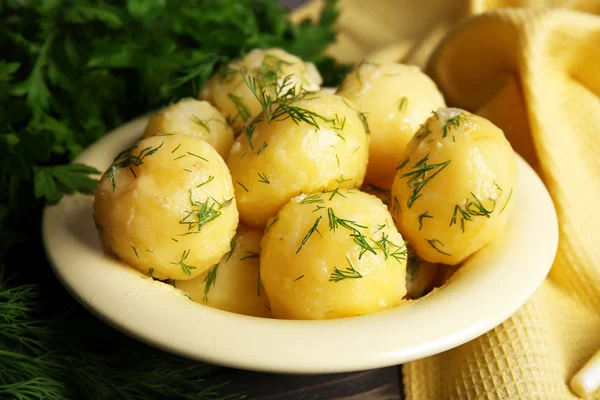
[293,1,600,399]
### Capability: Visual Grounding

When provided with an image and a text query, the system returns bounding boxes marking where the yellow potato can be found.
[227,91,370,228]
[337,62,446,189]
[143,99,234,159]
[390,107,518,265]
[200,48,322,132]
[176,226,271,318]
[260,189,407,320]
[93,134,238,281]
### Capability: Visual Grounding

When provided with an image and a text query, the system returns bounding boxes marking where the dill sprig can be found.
[326,207,376,258]
[397,96,408,112]
[203,264,219,302]
[107,142,164,191]
[296,216,323,253]
[418,211,433,230]
[450,192,496,232]
[170,249,197,276]
[257,172,270,184]
[300,193,324,204]
[375,233,407,263]
[399,154,451,209]
[442,112,469,138]
[240,251,260,261]
[426,239,451,256]
[227,93,251,121]
[500,188,513,214]
[179,193,222,234]
[416,124,432,139]
[329,258,363,282]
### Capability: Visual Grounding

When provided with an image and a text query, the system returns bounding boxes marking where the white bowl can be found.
[42,115,558,374]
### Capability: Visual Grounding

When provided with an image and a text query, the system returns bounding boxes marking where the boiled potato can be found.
[390,107,518,265]
[200,48,322,132]
[143,99,234,159]
[93,134,238,281]
[227,91,370,227]
[337,62,446,189]
[260,189,407,320]
[176,226,271,318]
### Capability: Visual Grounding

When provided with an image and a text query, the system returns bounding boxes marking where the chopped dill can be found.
[418,211,433,230]
[227,93,251,121]
[170,249,197,276]
[296,216,323,254]
[300,193,324,204]
[173,154,186,161]
[442,113,469,138]
[196,176,214,188]
[257,142,268,154]
[399,154,451,208]
[243,124,255,149]
[171,143,182,153]
[236,181,249,192]
[203,264,219,302]
[265,217,279,232]
[324,188,346,200]
[132,246,139,258]
[426,239,451,256]
[500,188,513,214]
[329,258,363,282]
[240,251,260,261]
[186,152,208,162]
[257,172,270,184]
[295,275,305,281]
[397,96,408,112]
[396,156,409,170]
[107,142,163,191]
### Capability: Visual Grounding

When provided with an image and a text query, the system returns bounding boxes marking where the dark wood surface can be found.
[210,1,405,399]
[215,366,404,399]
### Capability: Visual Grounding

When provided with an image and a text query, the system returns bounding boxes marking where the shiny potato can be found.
[143,99,234,159]
[176,226,271,318]
[227,91,370,228]
[390,107,518,265]
[337,61,446,189]
[93,134,238,281]
[260,189,407,320]
[200,48,322,132]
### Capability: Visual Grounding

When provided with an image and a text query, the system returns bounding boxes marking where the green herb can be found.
[295,275,304,281]
[399,154,451,208]
[442,113,469,138]
[170,249,197,277]
[418,211,433,230]
[257,269,262,297]
[243,124,255,149]
[313,205,325,212]
[171,237,179,242]
[300,193,324,204]
[203,264,219,302]
[227,93,251,121]
[352,146,361,155]
[187,152,209,162]
[190,116,211,133]
[396,157,409,170]
[196,176,214,188]
[107,143,163,191]
[416,124,432,139]
[236,181,249,192]
[148,268,155,278]
[500,189,513,214]
[265,217,279,233]
[256,142,268,154]
[210,196,234,210]
[335,154,340,166]
[392,196,401,214]
[132,246,139,259]
[426,239,451,256]
[358,112,370,134]
[397,96,408,112]
[173,154,186,161]
[224,234,239,263]
[326,207,375,258]
[257,172,270,184]
[296,216,323,253]
[329,258,363,282]
[180,191,222,234]
[240,251,260,261]
[324,188,346,200]
[171,143,182,153]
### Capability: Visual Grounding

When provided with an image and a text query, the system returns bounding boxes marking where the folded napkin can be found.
[294,1,600,399]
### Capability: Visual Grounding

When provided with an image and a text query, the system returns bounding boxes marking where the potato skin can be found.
[390,108,518,265]
[176,226,271,318]
[227,91,370,228]
[337,62,446,189]
[260,189,407,320]
[93,134,238,281]
[143,99,234,159]
[200,48,322,133]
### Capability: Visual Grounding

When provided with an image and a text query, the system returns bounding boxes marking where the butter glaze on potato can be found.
[93,134,238,281]
[260,189,407,320]
[391,107,518,265]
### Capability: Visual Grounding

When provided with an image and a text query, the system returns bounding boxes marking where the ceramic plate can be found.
[42,115,558,374]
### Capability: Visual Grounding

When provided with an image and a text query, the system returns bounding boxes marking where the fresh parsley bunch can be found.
[0,1,347,398]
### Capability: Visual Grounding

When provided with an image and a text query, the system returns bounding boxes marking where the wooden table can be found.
[215,366,404,399]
